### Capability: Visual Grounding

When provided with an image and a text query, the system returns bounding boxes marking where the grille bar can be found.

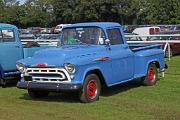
[25,67,71,82]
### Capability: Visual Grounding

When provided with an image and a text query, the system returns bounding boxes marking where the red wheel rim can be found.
[87,80,97,99]
[148,67,155,81]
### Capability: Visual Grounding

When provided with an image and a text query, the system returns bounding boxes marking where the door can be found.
[106,28,134,85]
[0,28,23,72]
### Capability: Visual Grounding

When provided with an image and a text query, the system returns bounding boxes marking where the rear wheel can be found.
[28,90,49,98]
[143,63,158,86]
[79,74,101,103]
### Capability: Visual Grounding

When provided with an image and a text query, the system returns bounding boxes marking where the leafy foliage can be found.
[0,0,179,27]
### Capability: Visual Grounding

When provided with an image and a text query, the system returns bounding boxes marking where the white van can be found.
[54,24,72,33]
[132,27,160,40]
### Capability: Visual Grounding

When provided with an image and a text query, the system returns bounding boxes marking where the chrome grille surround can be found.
[25,67,71,82]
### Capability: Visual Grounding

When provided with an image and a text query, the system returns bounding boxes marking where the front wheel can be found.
[1,79,7,88]
[142,63,158,86]
[79,74,101,103]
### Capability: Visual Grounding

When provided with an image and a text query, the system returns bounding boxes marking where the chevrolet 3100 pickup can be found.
[0,23,50,87]
[17,22,166,103]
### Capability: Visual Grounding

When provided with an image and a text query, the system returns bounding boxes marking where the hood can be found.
[19,45,105,67]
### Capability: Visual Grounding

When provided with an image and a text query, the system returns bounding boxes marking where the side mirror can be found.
[105,39,110,46]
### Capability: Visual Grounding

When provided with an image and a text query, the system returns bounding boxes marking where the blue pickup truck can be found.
[0,23,49,86]
[17,22,166,103]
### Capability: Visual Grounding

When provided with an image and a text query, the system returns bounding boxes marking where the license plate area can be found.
[24,76,32,81]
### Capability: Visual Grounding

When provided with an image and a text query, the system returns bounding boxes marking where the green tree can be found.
[52,0,78,24]
[1,0,180,27]
[0,0,5,22]
[20,0,54,27]
[140,0,180,24]
[169,0,180,24]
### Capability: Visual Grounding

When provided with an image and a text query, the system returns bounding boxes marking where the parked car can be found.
[40,28,52,34]
[19,29,37,39]
[38,34,61,40]
[54,24,71,33]
[125,33,143,41]
[0,23,51,86]
[133,27,161,40]
[150,30,180,40]
[27,27,42,34]
[170,25,180,31]
[20,33,36,40]
[17,22,166,103]
[149,30,180,56]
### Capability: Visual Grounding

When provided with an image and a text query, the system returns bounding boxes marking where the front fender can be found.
[73,64,109,86]
[82,66,102,82]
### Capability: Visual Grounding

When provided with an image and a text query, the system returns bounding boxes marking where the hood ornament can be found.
[32,63,48,67]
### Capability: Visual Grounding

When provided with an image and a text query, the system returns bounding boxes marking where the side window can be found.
[107,28,123,45]
[2,29,15,42]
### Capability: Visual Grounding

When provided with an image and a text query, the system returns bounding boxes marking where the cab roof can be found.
[0,23,17,29]
[64,22,121,29]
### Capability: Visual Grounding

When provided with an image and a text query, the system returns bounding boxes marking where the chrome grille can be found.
[25,68,71,82]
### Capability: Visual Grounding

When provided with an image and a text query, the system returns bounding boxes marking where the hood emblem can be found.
[32,63,48,67]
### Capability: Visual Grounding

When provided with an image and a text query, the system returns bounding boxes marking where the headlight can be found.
[64,63,75,74]
[16,63,26,73]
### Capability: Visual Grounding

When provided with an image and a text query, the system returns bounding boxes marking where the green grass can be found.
[0,56,180,120]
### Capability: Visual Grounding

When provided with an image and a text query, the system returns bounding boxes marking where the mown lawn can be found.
[0,56,180,120]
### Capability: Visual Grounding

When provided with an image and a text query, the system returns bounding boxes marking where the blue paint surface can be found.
[0,23,50,78]
[17,22,165,87]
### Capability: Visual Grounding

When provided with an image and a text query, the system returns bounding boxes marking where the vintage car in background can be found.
[17,22,166,103]
[38,34,61,40]
[54,24,72,33]
[132,26,161,40]
[125,33,143,41]
[19,29,37,40]
[149,30,180,56]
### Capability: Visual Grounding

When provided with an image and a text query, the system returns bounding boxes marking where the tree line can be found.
[0,0,179,28]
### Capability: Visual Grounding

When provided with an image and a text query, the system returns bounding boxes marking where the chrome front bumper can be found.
[17,81,82,92]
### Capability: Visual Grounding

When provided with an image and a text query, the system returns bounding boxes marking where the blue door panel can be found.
[0,28,23,72]
[0,43,23,71]
[109,45,134,84]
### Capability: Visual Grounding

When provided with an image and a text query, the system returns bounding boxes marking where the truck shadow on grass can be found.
[19,80,142,103]
[101,80,142,97]
[102,76,161,97]
[20,92,81,103]
[0,80,18,88]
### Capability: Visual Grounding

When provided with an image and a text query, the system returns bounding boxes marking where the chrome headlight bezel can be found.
[64,63,76,74]
[16,63,26,73]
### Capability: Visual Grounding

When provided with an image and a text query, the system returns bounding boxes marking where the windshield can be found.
[61,27,105,45]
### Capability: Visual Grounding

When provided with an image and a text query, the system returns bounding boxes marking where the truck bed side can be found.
[129,44,165,78]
